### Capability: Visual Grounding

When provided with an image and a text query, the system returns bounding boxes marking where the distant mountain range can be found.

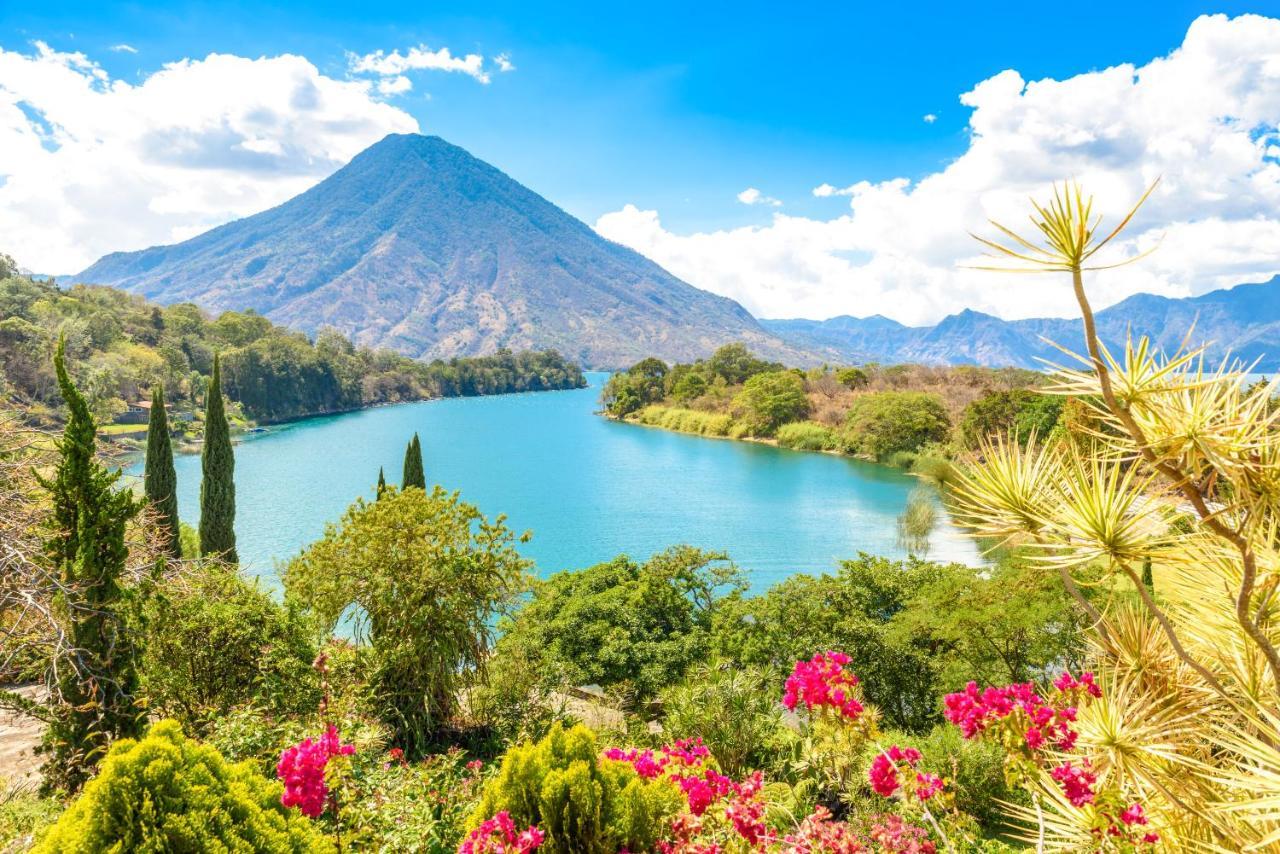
[73,132,1280,373]
[762,276,1280,371]
[76,134,820,369]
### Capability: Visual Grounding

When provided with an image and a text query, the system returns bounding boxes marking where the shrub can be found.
[844,391,951,460]
[33,720,332,853]
[775,421,839,451]
[494,547,742,703]
[139,562,320,733]
[284,487,531,757]
[342,748,486,852]
[0,784,61,852]
[734,370,809,436]
[911,724,1023,835]
[468,723,683,854]
[658,662,786,777]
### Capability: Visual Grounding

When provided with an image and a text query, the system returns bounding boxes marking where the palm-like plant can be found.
[953,181,1280,850]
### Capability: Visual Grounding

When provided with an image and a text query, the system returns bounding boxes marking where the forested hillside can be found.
[0,264,585,426]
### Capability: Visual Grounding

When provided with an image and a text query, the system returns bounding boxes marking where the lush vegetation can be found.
[5,182,1278,852]
[0,273,585,428]
[603,342,1056,469]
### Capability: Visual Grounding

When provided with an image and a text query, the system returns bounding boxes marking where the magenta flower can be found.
[276,724,355,818]
[458,811,545,854]
[1050,761,1097,807]
[782,651,864,719]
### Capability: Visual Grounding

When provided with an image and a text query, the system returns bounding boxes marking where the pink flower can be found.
[782,652,864,719]
[458,811,545,854]
[1050,761,1096,807]
[915,772,944,801]
[276,725,355,818]
[868,753,901,797]
[1120,803,1148,826]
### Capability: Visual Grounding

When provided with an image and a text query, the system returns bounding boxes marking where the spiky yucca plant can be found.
[953,181,1280,851]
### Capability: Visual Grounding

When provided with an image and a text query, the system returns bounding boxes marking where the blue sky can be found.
[2,3,1280,321]
[3,0,1270,232]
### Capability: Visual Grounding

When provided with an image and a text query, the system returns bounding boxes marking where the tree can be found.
[953,180,1280,846]
[376,467,387,499]
[199,354,237,562]
[843,391,951,460]
[734,369,809,436]
[958,389,1064,448]
[284,487,530,755]
[143,384,181,557]
[494,547,743,702]
[705,343,775,385]
[0,251,17,279]
[38,339,144,791]
[401,433,425,489]
[836,366,869,390]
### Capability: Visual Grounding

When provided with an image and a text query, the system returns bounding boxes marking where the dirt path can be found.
[0,685,45,785]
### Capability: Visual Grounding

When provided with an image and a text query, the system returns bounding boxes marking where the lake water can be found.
[124,372,981,594]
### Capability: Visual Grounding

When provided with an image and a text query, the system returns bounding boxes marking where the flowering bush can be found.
[458,811,545,854]
[276,724,355,819]
[783,651,865,719]
[944,673,1158,847]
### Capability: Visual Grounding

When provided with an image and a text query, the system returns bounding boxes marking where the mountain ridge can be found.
[76,133,825,369]
[762,276,1280,371]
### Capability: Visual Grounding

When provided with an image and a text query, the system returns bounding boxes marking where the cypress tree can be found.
[199,354,238,562]
[41,338,144,790]
[402,433,425,490]
[143,384,181,557]
[376,466,387,499]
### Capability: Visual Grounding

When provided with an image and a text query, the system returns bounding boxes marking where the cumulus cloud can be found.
[349,45,493,84]
[597,14,1280,323]
[0,41,418,273]
[737,187,782,206]
[495,53,515,73]
[376,75,413,96]
[923,113,937,123]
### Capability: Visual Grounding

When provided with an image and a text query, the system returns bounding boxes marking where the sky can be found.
[2,1,1280,323]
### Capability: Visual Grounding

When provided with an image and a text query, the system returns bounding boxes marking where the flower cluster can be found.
[276,724,355,819]
[942,679,1082,752]
[782,651,865,719]
[1050,761,1097,807]
[865,814,937,854]
[604,737,711,781]
[868,745,944,803]
[458,811,545,854]
[784,806,867,854]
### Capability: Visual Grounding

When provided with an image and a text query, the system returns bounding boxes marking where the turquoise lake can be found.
[125,372,980,593]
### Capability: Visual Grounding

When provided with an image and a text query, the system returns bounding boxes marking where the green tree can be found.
[704,343,775,385]
[734,369,809,436]
[199,355,237,562]
[958,389,1064,448]
[843,390,951,460]
[284,487,530,755]
[401,433,425,489]
[836,366,869,389]
[376,466,387,499]
[143,384,180,557]
[494,547,743,702]
[38,339,144,791]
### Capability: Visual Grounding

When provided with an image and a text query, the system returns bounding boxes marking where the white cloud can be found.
[737,186,781,206]
[923,113,937,123]
[108,44,137,54]
[376,75,412,96]
[349,45,491,84]
[495,53,515,73]
[597,14,1280,323]
[0,42,418,273]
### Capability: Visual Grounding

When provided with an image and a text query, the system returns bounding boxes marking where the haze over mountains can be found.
[762,277,1280,371]
[75,132,1280,372]
[76,134,819,368]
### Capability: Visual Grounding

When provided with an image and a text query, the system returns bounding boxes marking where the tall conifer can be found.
[199,355,237,562]
[376,466,387,499]
[143,384,181,557]
[41,338,143,790]
[402,433,425,490]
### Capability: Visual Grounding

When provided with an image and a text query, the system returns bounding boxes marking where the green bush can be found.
[912,725,1025,835]
[844,391,951,461]
[0,784,61,852]
[342,748,484,853]
[658,661,787,777]
[775,421,840,451]
[139,563,320,734]
[34,720,333,853]
[468,723,682,854]
[734,370,809,436]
